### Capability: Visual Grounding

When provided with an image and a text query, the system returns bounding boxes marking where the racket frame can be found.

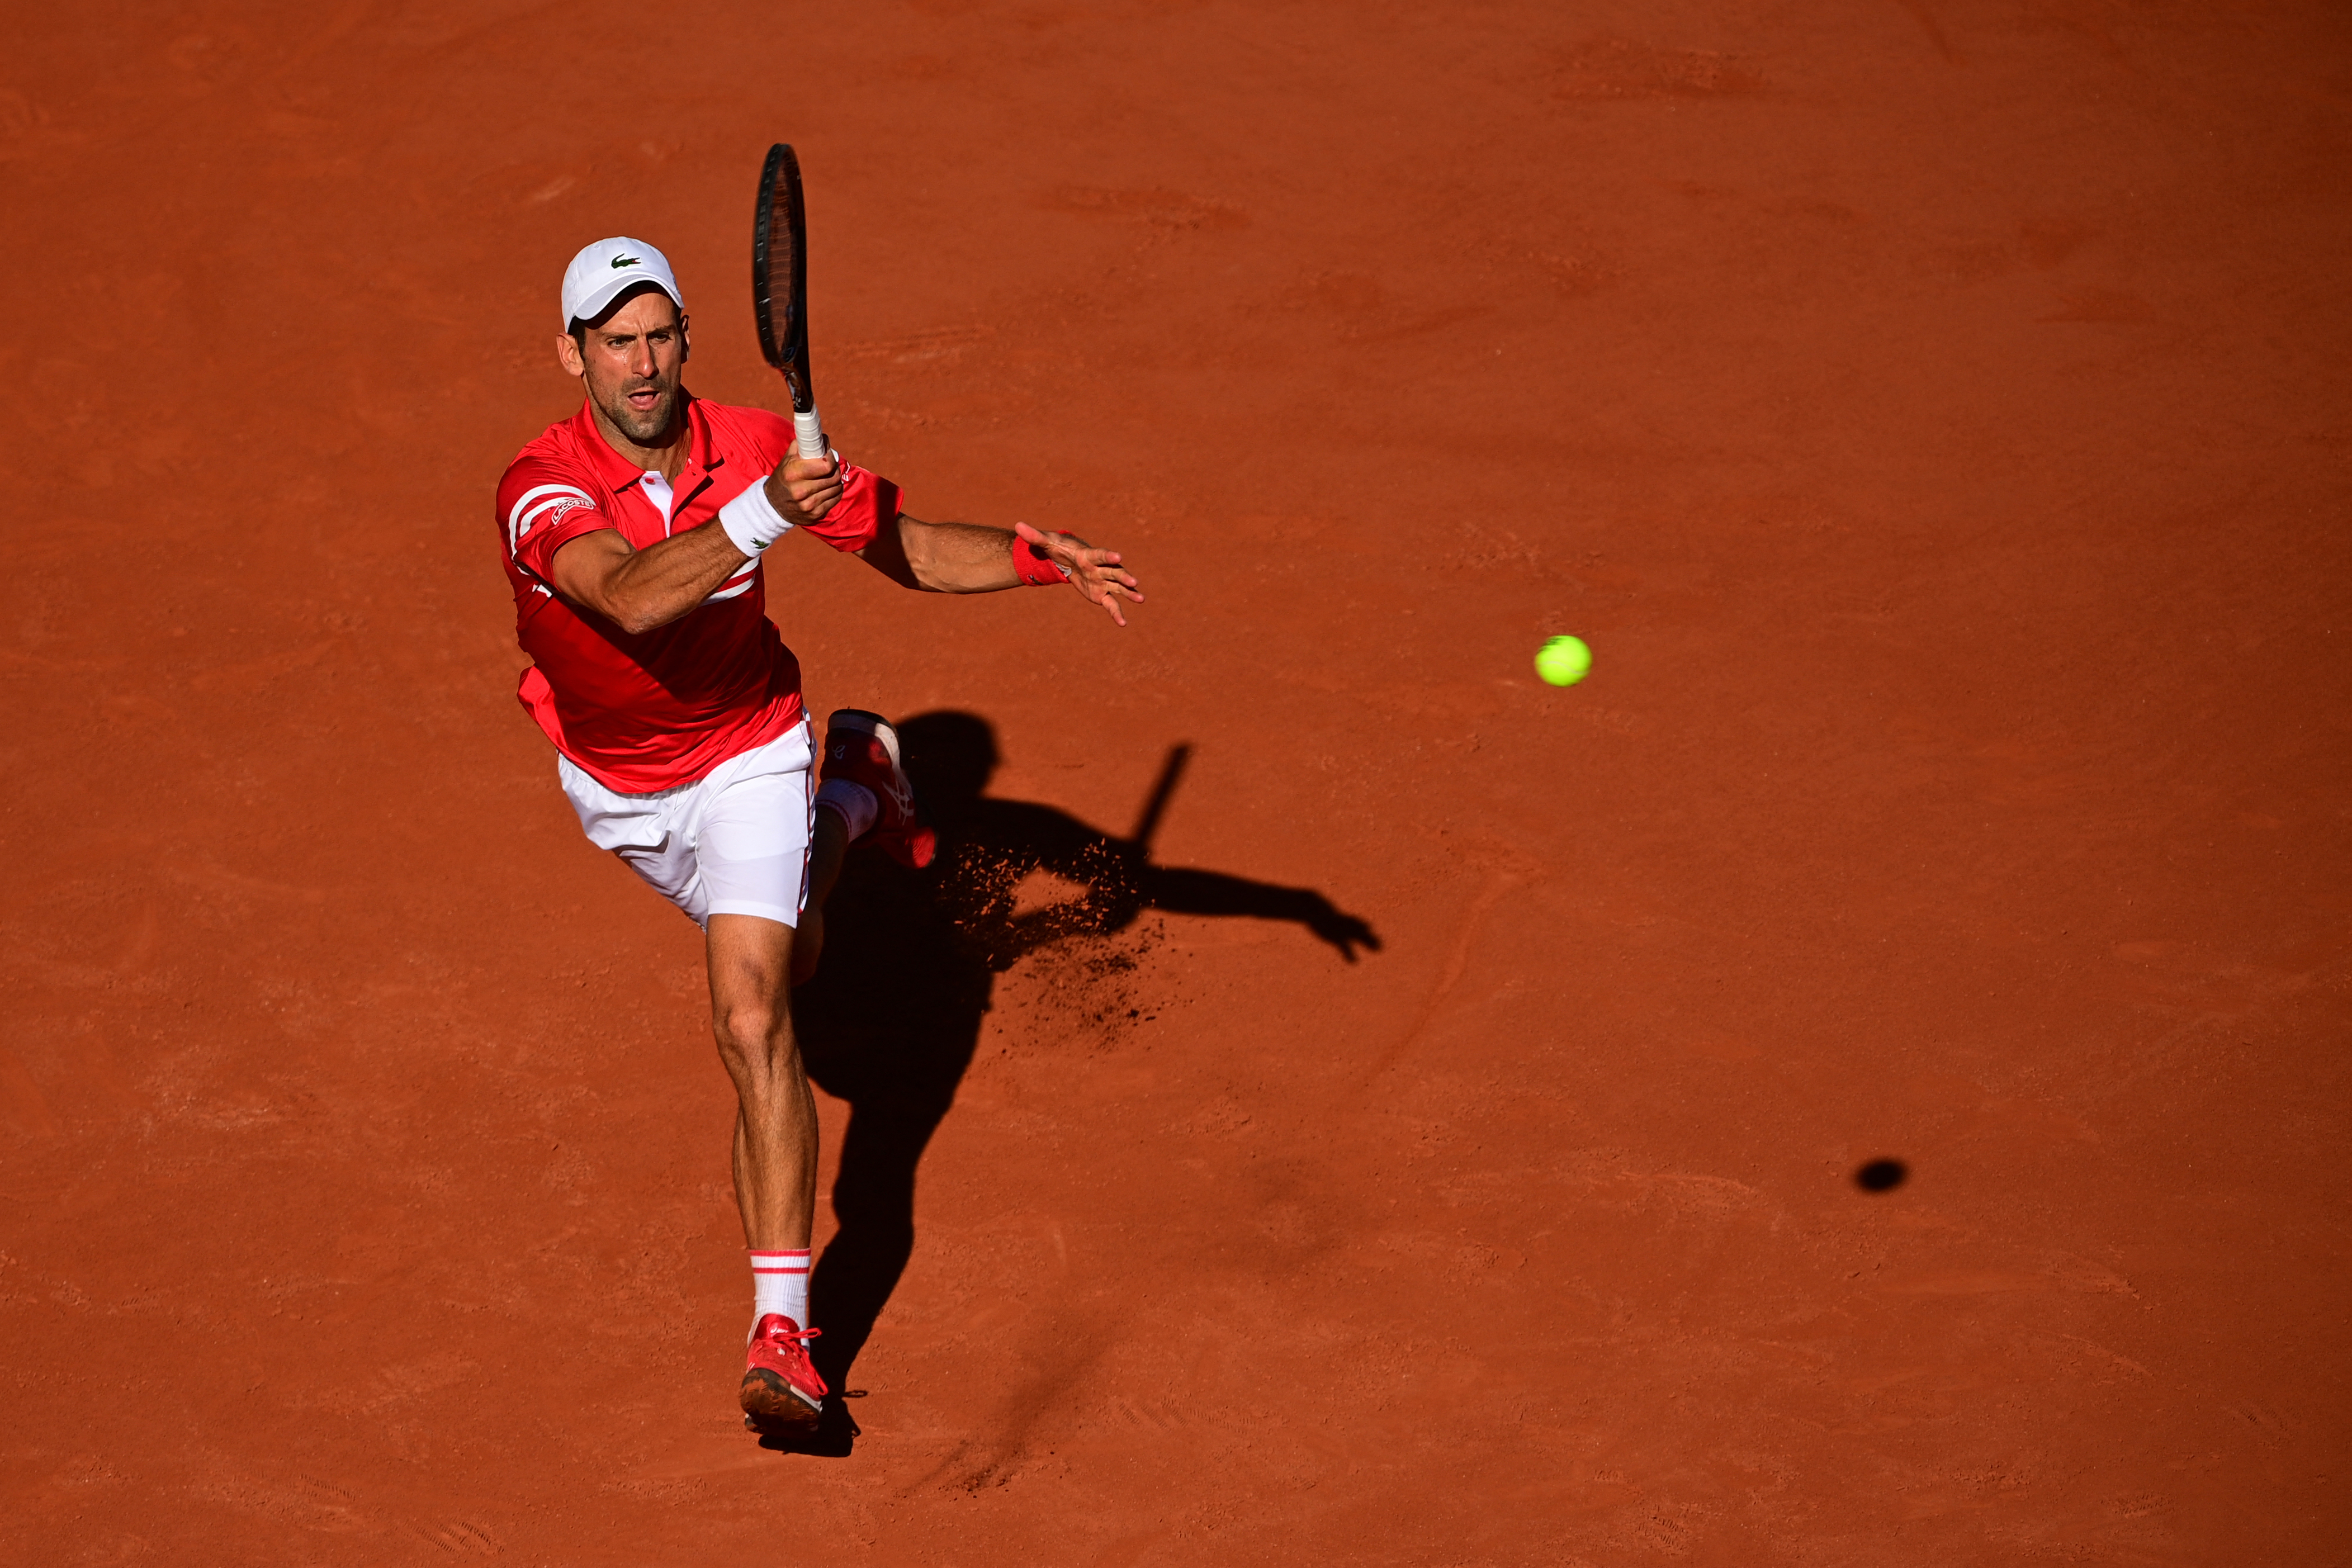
[752,142,825,458]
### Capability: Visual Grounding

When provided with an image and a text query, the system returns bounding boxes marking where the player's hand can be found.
[1303,897,1381,963]
[1014,521,1144,627]
[764,443,844,525]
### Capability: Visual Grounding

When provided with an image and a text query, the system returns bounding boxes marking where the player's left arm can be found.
[859,514,1144,626]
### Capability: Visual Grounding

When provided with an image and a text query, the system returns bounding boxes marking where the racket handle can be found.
[794,410,825,461]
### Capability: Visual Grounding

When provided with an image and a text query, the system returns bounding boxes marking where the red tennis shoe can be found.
[741,1314,826,1428]
[822,709,935,869]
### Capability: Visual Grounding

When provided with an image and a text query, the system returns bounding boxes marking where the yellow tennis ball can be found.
[1535,634,1592,686]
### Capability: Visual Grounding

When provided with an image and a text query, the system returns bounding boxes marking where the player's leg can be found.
[556,729,841,1426]
[703,911,833,1428]
[791,709,936,987]
[701,728,887,1224]
[707,913,818,1249]
[571,712,926,1428]
[685,736,835,1425]
[818,709,936,871]
[714,720,898,1223]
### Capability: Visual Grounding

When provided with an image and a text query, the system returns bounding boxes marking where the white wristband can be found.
[717,481,794,556]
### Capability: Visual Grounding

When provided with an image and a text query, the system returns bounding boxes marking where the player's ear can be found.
[678,311,690,363]
[556,330,586,378]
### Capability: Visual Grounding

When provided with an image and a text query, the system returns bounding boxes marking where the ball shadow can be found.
[1854,1158,1909,1192]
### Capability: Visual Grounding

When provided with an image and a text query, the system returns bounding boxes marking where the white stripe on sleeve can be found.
[506,484,597,552]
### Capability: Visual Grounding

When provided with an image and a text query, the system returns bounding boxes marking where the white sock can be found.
[815,779,878,839]
[749,1248,811,1330]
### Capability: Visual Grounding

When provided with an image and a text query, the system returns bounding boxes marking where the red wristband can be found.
[1015,533,1072,586]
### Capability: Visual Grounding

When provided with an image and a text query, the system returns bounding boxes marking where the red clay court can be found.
[7,2,2349,1562]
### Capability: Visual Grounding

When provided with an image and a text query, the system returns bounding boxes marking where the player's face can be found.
[565,291,689,444]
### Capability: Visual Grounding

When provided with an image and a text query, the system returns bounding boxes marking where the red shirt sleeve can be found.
[723,406,901,557]
[800,464,901,556]
[496,453,613,584]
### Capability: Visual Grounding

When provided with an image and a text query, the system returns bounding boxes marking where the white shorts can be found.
[557,721,816,929]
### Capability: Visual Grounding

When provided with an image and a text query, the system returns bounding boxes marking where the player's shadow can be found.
[762,710,1378,1454]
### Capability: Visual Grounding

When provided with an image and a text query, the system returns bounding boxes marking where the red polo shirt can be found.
[494,395,900,793]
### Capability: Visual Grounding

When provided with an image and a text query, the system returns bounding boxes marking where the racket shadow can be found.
[781,710,1378,1454]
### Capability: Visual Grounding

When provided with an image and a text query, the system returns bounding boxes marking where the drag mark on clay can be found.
[162,858,328,906]
[1360,869,1520,1088]
[1547,39,1766,99]
[1892,0,1961,63]
[911,1325,1112,1496]
[2099,940,2352,1099]
[409,1518,497,1555]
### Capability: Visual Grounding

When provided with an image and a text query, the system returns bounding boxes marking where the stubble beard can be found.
[594,375,682,447]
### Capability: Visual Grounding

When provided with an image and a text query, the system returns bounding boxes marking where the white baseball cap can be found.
[561,237,684,329]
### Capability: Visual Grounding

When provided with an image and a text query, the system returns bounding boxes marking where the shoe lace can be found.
[756,1319,822,1350]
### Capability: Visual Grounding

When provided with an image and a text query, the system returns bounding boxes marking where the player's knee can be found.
[714,998,792,1062]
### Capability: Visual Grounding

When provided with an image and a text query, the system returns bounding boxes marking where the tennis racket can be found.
[752,143,825,459]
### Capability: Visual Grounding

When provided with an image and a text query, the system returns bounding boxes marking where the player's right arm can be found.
[542,452,844,635]
[548,524,753,636]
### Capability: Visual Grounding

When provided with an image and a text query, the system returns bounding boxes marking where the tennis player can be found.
[493,238,1142,1430]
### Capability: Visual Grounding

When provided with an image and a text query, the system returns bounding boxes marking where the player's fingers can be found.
[782,490,842,524]
[1087,574,1140,611]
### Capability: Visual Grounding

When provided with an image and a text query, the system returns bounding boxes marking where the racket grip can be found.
[794,410,825,461]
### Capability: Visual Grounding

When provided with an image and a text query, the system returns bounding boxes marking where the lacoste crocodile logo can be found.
[611,254,640,269]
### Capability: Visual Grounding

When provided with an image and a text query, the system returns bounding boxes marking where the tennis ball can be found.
[1535,635,1592,686]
